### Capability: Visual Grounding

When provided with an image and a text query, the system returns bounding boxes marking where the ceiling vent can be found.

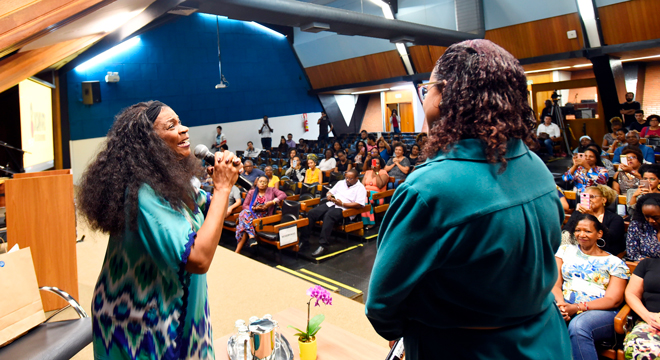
[167,6,198,16]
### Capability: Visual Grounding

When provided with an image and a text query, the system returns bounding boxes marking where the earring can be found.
[597,238,606,248]
[657,184,660,190]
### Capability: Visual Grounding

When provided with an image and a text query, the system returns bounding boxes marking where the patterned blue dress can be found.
[92,184,214,360]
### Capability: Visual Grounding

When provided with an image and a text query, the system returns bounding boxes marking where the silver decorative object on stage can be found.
[227,317,293,360]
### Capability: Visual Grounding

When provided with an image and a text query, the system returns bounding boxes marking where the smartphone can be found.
[292,160,298,167]
[620,155,628,166]
[372,159,378,168]
[577,153,585,160]
[580,193,591,209]
[641,180,650,191]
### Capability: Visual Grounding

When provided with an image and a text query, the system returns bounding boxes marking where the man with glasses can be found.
[301,169,366,256]
[612,130,655,164]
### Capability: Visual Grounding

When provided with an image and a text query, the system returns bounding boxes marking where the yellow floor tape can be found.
[275,265,338,291]
[314,243,363,261]
[364,233,379,240]
[299,269,363,294]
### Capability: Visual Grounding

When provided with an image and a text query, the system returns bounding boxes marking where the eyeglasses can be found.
[417,81,444,102]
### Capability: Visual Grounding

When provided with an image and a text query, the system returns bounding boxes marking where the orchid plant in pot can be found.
[289,285,333,360]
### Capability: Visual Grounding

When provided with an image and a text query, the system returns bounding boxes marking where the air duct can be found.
[189,0,483,47]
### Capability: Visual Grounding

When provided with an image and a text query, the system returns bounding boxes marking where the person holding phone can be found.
[626,193,660,261]
[562,148,609,193]
[607,128,628,154]
[361,157,389,230]
[285,156,305,183]
[563,185,626,256]
[612,147,642,195]
[629,165,660,208]
[258,116,274,151]
[602,117,624,151]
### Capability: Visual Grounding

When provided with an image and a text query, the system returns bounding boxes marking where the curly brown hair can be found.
[422,39,537,171]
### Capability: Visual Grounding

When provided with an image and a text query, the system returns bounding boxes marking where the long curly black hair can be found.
[78,101,200,235]
[422,39,537,171]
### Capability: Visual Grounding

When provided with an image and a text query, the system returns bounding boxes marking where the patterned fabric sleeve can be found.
[136,185,197,272]
[562,169,575,183]
[609,257,631,280]
[627,220,643,261]
[594,166,609,185]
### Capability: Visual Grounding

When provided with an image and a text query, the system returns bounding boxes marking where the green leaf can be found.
[287,325,308,335]
[307,314,325,334]
[310,326,322,337]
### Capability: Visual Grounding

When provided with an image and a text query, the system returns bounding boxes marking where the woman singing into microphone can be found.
[78,101,241,360]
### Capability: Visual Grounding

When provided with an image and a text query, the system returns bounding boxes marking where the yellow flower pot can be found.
[298,336,317,360]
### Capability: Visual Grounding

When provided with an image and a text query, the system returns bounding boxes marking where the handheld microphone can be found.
[194,144,252,189]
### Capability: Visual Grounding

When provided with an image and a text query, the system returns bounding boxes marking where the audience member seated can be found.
[602,117,624,151]
[587,143,614,179]
[301,169,367,256]
[607,128,628,154]
[318,149,337,171]
[537,114,562,158]
[285,156,305,182]
[227,185,243,217]
[242,160,265,185]
[554,213,630,360]
[245,141,262,158]
[334,150,352,173]
[629,165,660,208]
[377,136,392,163]
[235,176,287,253]
[573,135,594,154]
[612,147,642,195]
[354,130,368,150]
[563,148,609,192]
[354,141,367,167]
[407,144,421,167]
[627,193,660,261]
[640,114,660,139]
[563,185,626,256]
[366,133,377,152]
[361,157,388,230]
[297,139,309,154]
[416,132,428,147]
[623,257,660,358]
[287,148,299,165]
[305,158,322,184]
[264,166,279,189]
[613,131,656,164]
[277,136,288,155]
[384,143,410,189]
[557,186,570,212]
[629,110,647,133]
[332,141,343,157]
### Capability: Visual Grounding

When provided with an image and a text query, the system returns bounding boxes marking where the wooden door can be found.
[399,103,414,132]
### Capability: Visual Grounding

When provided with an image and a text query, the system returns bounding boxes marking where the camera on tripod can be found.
[551,90,561,103]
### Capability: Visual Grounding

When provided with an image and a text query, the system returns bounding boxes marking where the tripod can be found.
[0,141,26,177]
[550,99,572,158]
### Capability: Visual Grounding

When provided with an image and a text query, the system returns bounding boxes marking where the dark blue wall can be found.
[66,14,322,141]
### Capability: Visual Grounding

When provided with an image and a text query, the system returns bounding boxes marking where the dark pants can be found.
[303,204,343,245]
[318,133,329,148]
[538,138,554,157]
[261,137,272,150]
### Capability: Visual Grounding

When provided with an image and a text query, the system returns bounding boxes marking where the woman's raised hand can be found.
[209,151,242,192]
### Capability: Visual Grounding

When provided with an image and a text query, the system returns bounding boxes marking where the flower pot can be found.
[298,336,317,360]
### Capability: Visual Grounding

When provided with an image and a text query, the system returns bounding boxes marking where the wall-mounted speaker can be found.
[82,81,101,105]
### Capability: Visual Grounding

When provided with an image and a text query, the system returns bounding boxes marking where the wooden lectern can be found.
[5,169,78,311]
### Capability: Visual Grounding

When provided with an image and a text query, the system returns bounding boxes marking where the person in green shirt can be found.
[78,101,242,360]
[365,39,571,359]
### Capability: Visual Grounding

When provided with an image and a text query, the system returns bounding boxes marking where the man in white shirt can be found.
[211,126,227,153]
[245,141,262,158]
[302,169,366,256]
[537,115,561,157]
[258,116,273,151]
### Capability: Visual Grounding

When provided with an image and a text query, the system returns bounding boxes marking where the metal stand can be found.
[0,141,27,176]
[550,97,572,158]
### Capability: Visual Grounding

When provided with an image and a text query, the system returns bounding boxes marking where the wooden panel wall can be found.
[305,50,407,89]
[599,0,660,46]
[408,45,434,74]
[0,0,109,55]
[485,13,584,59]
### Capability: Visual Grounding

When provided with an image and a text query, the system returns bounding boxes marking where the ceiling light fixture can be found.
[351,88,390,95]
[250,22,285,37]
[572,64,593,68]
[215,16,229,89]
[622,54,660,62]
[389,84,414,91]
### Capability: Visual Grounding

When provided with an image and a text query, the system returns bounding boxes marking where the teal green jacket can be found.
[365,139,571,359]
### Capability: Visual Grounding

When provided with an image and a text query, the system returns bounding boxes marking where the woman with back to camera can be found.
[554,213,630,360]
[78,101,242,360]
[365,40,571,359]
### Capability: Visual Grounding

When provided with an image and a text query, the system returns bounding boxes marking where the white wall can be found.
[69,112,322,184]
